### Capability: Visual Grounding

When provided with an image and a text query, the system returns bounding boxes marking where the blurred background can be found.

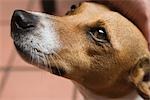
[0,0,87,100]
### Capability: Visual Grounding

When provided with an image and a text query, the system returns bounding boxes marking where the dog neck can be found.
[73,82,143,100]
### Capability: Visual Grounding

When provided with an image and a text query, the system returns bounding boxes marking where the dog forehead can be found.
[65,2,121,25]
[56,2,147,55]
[65,2,111,20]
[66,3,148,57]
[77,2,110,14]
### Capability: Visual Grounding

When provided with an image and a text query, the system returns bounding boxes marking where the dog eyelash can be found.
[89,27,108,43]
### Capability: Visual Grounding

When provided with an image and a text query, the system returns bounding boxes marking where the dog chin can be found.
[14,42,66,76]
[14,42,46,66]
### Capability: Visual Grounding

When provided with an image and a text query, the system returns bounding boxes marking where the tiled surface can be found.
[0,0,83,100]
[1,71,74,100]
[0,0,42,66]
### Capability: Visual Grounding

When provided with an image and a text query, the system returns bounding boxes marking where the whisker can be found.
[45,54,53,73]
[31,49,34,65]
[53,52,68,74]
[49,52,62,76]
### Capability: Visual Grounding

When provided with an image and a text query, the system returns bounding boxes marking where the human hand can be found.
[107,0,150,50]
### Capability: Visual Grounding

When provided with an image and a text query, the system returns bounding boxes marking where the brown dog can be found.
[11,2,150,100]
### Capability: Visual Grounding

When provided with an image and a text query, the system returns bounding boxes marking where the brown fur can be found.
[46,2,150,98]
[11,2,150,99]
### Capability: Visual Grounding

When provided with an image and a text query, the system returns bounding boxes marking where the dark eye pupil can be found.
[98,29,105,34]
[71,5,76,11]
[97,28,107,38]
[89,27,108,42]
[93,27,106,37]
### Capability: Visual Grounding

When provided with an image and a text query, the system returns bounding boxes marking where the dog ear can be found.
[129,57,150,99]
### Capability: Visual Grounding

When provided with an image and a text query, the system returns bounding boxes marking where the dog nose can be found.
[11,10,38,31]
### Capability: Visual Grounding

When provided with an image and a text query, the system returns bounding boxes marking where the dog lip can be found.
[14,42,66,76]
[14,42,23,52]
[14,42,48,55]
[51,66,66,76]
[14,42,30,57]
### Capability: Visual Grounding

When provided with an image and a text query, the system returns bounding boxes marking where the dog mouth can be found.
[11,10,66,76]
[14,42,66,76]
[51,66,66,76]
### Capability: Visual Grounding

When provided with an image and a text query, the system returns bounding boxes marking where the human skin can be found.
[106,0,150,50]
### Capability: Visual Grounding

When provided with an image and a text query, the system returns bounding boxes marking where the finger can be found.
[148,29,150,50]
[146,22,150,50]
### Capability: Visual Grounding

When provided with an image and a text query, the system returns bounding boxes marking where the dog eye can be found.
[89,27,108,43]
[65,5,77,15]
[70,5,77,11]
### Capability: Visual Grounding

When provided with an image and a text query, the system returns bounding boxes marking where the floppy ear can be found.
[129,57,150,99]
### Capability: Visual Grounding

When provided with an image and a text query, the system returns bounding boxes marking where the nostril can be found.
[12,10,36,30]
[15,14,35,29]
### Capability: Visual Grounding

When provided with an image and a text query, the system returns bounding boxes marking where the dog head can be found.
[11,2,150,99]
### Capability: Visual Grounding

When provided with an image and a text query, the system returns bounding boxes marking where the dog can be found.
[10,2,150,100]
